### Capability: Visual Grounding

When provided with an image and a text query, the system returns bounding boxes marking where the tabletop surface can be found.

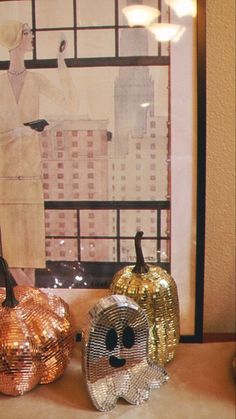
[0,342,235,419]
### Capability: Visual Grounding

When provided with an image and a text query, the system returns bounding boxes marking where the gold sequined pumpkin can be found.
[0,257,75,396]
[110,232,180,366]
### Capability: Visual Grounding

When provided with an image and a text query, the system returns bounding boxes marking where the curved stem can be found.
[132,231,149,274]
[0,256,19,308]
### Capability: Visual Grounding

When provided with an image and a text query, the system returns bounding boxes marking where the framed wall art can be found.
[0,0,206,342]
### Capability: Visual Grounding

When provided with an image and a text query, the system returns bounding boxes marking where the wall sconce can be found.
[148,23,185,42]
[165,0,197,18]
[122,5,160,27]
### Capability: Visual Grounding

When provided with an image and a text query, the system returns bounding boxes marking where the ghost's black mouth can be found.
[109,355,126,368]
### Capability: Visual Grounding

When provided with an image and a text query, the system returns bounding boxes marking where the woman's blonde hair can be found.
[0,20,24,51]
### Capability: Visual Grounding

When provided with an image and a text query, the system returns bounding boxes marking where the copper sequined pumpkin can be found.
[110,232,180,366]
[0,256,75,396]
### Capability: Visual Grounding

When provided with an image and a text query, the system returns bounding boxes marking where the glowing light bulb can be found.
[122,5,160,27]
[148,23,185,42]
[165,0,197,18]
[140,102,150,108]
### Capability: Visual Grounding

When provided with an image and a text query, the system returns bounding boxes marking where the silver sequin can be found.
[82,295,168,411]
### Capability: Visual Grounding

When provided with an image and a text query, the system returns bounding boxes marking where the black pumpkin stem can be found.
[0,256,19,308]
[132,231,149,274]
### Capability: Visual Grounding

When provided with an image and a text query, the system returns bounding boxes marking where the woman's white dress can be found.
[0,69,77,268]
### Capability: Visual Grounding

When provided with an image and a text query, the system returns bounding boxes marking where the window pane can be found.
[78,29,115,58]
[35,0,74,28]
[159,240,169,262]
[45,209,78,236]
[77,0,115,27]
[36,30,74,59]
[80,239,116,262]
[120,209,161,237]
[161,209,169,237]
[118,0,170,57]
[80,210,115,236]
[119,0,160,26]
[119,28,158,56]
[0,1,32,25]
[120,238,158,263]
[45,238,78,261]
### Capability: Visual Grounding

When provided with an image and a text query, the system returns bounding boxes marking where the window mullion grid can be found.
[32,0,37,60]
[156,209,161,263]
[77,209,81,261]
[116,209,121,262]
[115,0,119,58]
[73,0,78,59]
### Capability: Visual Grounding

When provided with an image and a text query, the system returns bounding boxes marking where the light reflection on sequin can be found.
[0,286,75,396]
[82,295,168,412]
[111,265,180,366]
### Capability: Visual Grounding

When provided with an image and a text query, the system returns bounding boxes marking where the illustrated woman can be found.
[0,20,78,285]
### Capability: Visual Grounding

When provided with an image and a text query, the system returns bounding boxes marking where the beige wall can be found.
[204,0,235,333]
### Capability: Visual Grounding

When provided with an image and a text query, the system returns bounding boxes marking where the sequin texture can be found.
[82,295,168,411]
[110,265,180,366]
[0,286,75,396]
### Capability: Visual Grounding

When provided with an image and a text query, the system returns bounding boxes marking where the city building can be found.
[40,117,110,262]
[108,113,169,263]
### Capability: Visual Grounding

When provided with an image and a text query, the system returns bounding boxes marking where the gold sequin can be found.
[0,285,75,396]
[111,265,180,366]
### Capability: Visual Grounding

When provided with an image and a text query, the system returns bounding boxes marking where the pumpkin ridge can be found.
[110,232,180,366]
[0,260,75,396]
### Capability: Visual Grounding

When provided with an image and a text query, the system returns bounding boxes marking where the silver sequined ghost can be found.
[82,295,169,411]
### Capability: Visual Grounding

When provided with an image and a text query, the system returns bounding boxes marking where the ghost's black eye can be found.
[106,328,118,351]
[122,326,135,348]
